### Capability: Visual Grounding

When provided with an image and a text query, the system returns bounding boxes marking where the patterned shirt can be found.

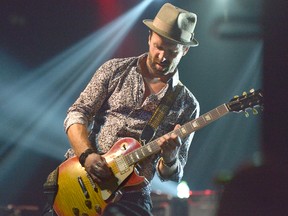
[64,53,200,192]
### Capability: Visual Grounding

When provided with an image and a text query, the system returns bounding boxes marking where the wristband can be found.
[161,157,177,167]
[79,148,95,167]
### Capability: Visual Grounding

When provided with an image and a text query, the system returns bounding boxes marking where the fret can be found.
[179,126,187,137]
[192,120,199,128]
[151,141,160,152]
[183,122,193,137]
[215,107,222,116]
[147,145,152,153]
[111,90,262,174]
[129,154,135,164]
[122,104,230,167]
[217,104,229,115]
[174,129,181,137]
[208,110,217,119]
[198,116,206,128]
[140,148,145,157]
[204,113,212,121]
[135,152,140,159]
[176,104,230,138]
[124,142,158,166]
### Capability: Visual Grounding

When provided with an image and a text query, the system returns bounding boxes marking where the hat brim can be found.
[143,19,199,47]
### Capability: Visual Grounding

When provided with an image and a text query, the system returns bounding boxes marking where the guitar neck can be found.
[124,104,230,166]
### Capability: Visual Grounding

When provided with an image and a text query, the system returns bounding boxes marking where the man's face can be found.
[147,32,188,78]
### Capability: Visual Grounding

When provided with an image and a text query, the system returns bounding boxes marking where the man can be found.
[62,3,200,215]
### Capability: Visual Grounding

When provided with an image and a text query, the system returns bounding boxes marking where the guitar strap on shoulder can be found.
[42,81,182,207]
[140,81,182,144]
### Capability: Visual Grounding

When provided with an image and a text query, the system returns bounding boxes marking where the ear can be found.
[148,31,152,45]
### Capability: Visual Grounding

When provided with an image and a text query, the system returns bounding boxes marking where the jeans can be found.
[42,191,152,216]
[103,191,153,216]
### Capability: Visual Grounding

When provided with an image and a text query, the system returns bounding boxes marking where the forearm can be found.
[66,123,113,184]
[156,132,192,182]
[157,157,179,178]
[66,123,93,157]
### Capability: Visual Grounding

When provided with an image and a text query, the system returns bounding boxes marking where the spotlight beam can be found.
[0,0,153,202]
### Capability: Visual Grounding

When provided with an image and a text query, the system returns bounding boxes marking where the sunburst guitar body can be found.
[53,138,145,216]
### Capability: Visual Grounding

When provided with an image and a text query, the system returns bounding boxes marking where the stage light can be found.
[177,181,190,199]
[0,0,153,203]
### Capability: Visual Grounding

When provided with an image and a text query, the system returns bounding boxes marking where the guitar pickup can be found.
[77,176,90,199]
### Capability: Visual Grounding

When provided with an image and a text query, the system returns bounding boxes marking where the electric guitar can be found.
[53,89,263,216]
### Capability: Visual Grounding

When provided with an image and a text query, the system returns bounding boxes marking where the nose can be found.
[158,51,166,62]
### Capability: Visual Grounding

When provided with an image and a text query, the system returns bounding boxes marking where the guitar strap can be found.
[140,81,182,144]
[42,81,182,208]
[43,167,59,207]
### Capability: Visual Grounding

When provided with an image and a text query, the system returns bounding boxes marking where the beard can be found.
[147,53,170,76]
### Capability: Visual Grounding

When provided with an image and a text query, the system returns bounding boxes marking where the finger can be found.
[101,157,110,167]
[163,132,179,144]
[174,124,181,130]
[90,173,102,184]
[166,141,177,150]
[91,167,106,183]
[170,134,181,146]
[158,136,167,146]
[96,161,102,167]
[87,165,101,182]
[91,164,100,176]
[170,132,178,140]
[163,134,170,141]
[163,135,174,147]
[94,162,112,179]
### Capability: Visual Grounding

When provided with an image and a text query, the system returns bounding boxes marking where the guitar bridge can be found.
[114,155,130,174]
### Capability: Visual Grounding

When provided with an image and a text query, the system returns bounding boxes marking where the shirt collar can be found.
[137,53,180,88]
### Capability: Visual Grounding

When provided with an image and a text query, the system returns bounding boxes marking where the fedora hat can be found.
[143,3,199,47]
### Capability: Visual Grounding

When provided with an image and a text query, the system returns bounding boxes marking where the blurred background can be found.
[0,0,263,215]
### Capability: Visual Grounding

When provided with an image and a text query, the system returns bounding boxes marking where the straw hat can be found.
[143,3,199,47]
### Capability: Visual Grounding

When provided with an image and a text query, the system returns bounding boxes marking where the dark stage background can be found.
[0,0,269,214]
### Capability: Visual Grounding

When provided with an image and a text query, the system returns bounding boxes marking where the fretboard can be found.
[124,104,230,166]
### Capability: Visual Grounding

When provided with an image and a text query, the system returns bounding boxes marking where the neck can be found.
[141,56,172,84]
[145,77,161,84]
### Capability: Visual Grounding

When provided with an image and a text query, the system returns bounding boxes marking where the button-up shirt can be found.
[64,53,199,191]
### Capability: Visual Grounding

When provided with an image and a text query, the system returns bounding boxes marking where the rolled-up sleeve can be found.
[64,111,89,132]
[63,59,114,133]
[156,89,200,182]
[156,131,194,183]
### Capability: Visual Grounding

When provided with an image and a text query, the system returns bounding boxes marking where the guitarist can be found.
[48,3,200,216]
